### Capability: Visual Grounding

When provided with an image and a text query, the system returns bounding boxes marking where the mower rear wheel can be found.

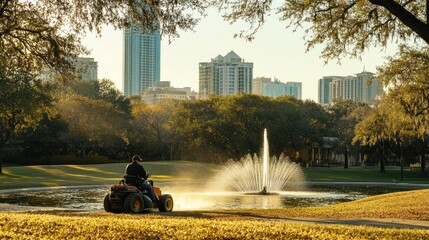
[104,194,122,213]
[124,193,144,214]
[103,194,114,212]
[158,194,174,212]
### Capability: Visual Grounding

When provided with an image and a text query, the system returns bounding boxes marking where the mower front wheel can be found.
[124,193,144,214]
[158,194,174,212]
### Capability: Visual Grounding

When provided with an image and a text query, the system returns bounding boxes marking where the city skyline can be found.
[82,10,397,102]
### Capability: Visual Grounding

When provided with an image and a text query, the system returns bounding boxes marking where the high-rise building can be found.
[74,57,98,81]
[141,81,196,105]
[260,78,302,99]
[199,51,253,98]
[123,24,161,96]
[323,71,382,105]
[41,57,98,81]
[252,77,271,95]
[318,76,341,106]
[284,82,302,100]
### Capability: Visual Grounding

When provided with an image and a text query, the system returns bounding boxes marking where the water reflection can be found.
[0,185,407,211]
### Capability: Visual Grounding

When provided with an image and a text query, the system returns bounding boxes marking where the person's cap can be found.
[132,155,143,162]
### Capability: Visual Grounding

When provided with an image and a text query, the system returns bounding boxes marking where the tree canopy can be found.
[0,0,208,75]
[215,0,429,61]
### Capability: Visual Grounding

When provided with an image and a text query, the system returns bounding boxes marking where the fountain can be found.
[209,129,305,194]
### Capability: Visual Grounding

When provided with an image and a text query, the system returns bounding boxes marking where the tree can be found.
[71,79,132,117]
[131,100,180,161]
[329,99,371,168]
[0,0,209,75]
[354,95,421,173]
[21,114,68,163]
[215,1,429,60]
[377,45,429,133]
[0,60,52,173]
[354,103,389,172]
[56,95,129,159]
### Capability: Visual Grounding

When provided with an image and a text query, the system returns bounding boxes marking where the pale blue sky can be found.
[82,10,397,102]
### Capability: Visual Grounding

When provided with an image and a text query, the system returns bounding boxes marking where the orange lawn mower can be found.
[103,173,173,213]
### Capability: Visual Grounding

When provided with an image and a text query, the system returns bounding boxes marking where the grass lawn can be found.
[2,162,429,239]
[2,190,429,239]
[0,161,218,190]
[1,161,429,190]
[303,167,429,183]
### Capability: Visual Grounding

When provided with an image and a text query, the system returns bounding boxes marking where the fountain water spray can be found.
[261,128,269,194]
[208,129,305,194]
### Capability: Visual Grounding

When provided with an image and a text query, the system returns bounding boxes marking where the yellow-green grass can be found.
[204,189,429,222]
[1,212,428,240]
[2,182,429,238]
[0,161,218,190]
[304,167,429,183]
[2,162,429,191]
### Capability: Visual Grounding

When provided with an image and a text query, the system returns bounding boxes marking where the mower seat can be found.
[123,174,141,186]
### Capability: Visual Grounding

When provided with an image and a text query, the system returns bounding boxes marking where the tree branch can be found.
[369,0,429,44]
[0,0,10,18]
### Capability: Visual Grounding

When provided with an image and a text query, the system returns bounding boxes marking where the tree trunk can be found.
[169,144,173,161]
[0,159,2,174]
[400,144,404,181]
[421,153,426,174]
[380,142,386,173]
[344,150,349,169]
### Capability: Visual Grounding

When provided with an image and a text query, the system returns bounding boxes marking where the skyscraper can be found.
[252,77,271,95]
[199,51,253,98]
[321,71,382,105]
[123,24,161,96]
[318,76,341,106]
[257,78,303,99]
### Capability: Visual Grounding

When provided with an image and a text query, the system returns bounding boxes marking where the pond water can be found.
[0,184,411,211]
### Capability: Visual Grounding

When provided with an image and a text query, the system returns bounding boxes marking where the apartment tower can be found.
[123,24,161,96]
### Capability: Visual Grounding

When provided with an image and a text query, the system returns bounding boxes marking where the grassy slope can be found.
[0,161,218,190]
[1,162,429,191]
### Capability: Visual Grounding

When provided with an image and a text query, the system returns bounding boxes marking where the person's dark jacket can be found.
[125,162,147,180]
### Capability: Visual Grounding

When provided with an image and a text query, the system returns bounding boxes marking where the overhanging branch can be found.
[369,0,429,44]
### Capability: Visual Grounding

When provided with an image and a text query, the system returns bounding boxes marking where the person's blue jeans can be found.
[139,182,157,203]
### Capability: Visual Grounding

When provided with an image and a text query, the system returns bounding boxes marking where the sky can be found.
[82,9,397,102]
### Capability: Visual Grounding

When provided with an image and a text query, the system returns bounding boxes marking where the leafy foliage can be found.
[174,94,330,161]
[0,60,53,146]
[0,0,209,76]
[329,99,371,168]
[377,45,429,136]
[215,0,429,61]
[56,95,129,159]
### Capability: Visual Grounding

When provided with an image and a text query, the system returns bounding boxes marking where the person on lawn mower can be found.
[125,155,158,203]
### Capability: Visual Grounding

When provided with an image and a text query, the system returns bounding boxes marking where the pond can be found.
[0,184,414,211]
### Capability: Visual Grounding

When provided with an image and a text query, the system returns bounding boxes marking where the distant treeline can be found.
[1,79,428,172]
